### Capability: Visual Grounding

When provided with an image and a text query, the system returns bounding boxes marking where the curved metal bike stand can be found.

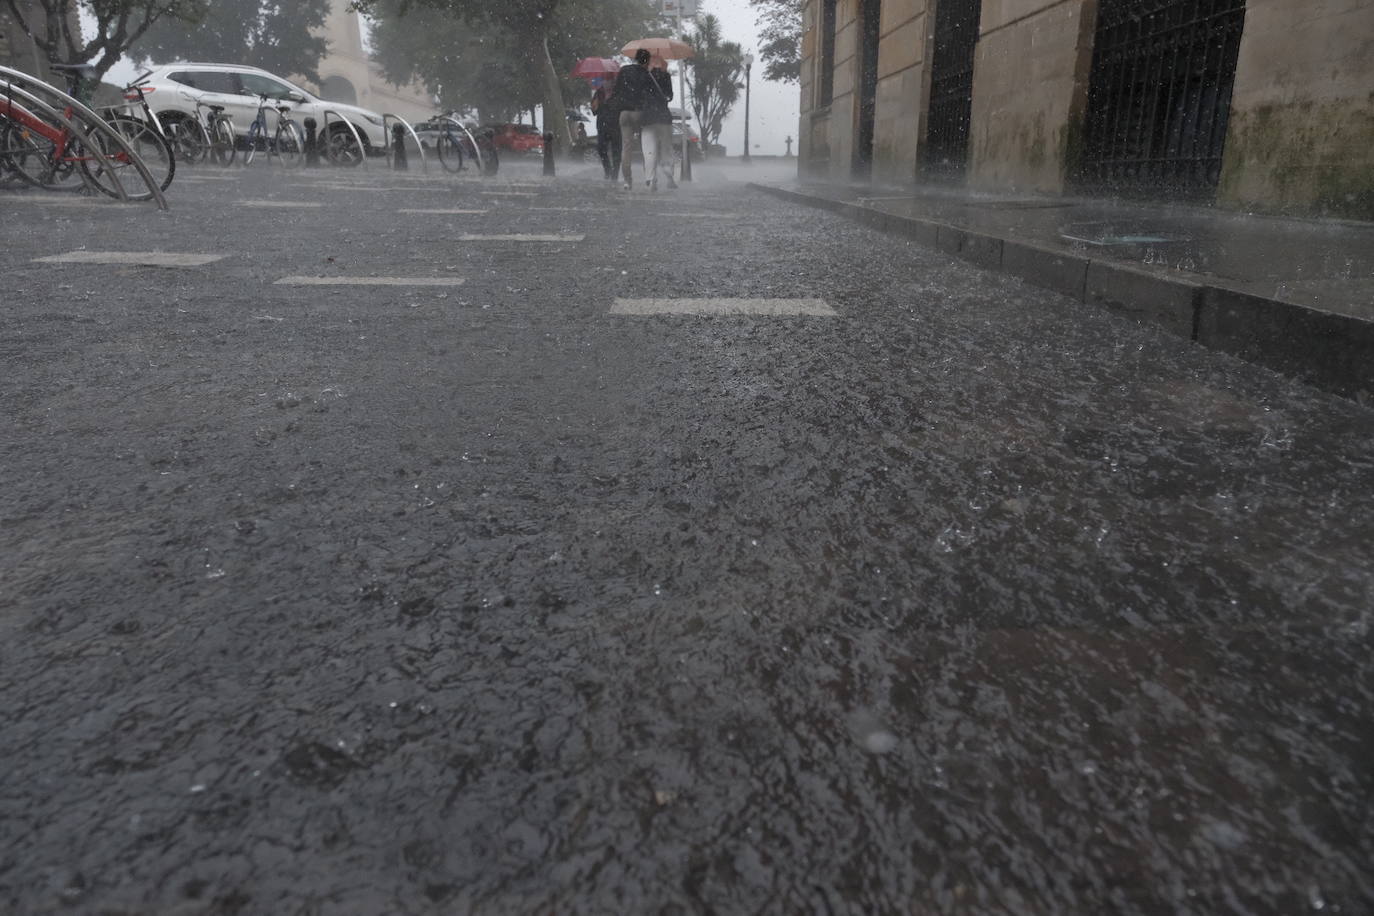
[0,81,128,201]
[0,65,168,209]
[382,114,427,173]
[321,110,369,170]
[438,116,487,176]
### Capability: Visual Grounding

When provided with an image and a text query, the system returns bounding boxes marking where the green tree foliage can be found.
[679,13,742,149]
[2,0,201,80]
[130,0,332,83]
[749,0,801,83]
[358,0,660,154]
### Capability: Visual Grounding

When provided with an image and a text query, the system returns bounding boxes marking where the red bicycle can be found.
[0,64,173,201]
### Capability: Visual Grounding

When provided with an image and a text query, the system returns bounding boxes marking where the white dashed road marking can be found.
[238,200,324,208]
[399,209,489,215]
[34,251,225,267]
[274,276,467,286]
[480,191,537,197]
[610,298,837,316]
[315,186,444,193]
[458,234,585,243]
[1,197,128,207]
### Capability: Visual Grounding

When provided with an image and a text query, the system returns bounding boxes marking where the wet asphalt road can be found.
[2,159,1372,915]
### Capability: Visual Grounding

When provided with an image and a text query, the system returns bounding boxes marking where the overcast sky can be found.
[694,0,800,157]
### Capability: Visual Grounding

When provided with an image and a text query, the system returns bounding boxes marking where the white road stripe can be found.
[458,234,584,242]
[1,196,129,207]
[34,251,224,267]
[238,200,324,208]
[398,208,488,215]
[274,276,466,286]
[611,298,837,316]
[480,191,537,197]
[314,185,446,192]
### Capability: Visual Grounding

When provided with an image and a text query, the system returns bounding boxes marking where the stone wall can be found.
[871,0,932,184]
[1218,0,1374,220]
[827,0,862,178]
[968,0,1097,193]
[798,3,820,169]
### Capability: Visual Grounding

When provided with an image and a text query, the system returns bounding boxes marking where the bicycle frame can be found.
[0,95,142,181]
[0,66,168,208]
[0,82,130,201]
[105,83,166,137]
[0,96,67,146]
[248,95,292,140]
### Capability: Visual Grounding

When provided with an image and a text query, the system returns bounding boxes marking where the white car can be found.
[133,62,388,156]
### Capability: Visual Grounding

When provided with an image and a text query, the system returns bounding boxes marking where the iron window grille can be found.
[1081,0,1248,198]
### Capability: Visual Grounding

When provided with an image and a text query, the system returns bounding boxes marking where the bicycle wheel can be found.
[275,120,305,166]
[81,118,174,200]
[210,117,236,166]
[245,122,263,164]
[436,130,464,173]
[0,121,30,187]
[165,116,209,165]
[0,118,80,190]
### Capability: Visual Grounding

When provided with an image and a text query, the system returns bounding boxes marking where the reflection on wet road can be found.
[1,162,1371,913]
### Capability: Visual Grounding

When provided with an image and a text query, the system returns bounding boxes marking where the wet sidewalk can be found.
[750,179,1374,403]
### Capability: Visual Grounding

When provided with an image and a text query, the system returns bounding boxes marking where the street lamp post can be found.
[742,53,754,164]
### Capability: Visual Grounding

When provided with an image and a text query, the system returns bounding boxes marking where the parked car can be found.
[484,123,545,155]
[131,63,388,157]
[672,120,704,161]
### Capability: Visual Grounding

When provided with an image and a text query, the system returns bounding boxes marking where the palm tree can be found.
[680,14,744,153]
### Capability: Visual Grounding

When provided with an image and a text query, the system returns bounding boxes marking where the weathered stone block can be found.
[1001,241,1090,299]
[1197,287,1374,401]
[1085,261,1201,339]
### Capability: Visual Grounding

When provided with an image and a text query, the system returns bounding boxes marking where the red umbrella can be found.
[570,57,622,80]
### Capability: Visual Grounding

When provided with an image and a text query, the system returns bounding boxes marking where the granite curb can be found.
[749,182,1373,405]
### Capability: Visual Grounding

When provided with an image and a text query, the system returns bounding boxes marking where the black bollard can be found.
[392,124,408,170]
[303,118,320,167]
[543,133,555,177]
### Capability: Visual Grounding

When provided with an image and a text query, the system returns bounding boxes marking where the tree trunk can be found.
[537,27,574,157]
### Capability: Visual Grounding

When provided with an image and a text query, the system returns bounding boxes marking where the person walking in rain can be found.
[611,49,676,191]
[591,79,620,180]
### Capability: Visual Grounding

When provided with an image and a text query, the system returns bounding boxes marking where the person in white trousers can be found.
[612,50,677,191]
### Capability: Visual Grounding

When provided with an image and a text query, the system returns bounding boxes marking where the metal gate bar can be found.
[923,0,982,178]
[1081,0,1247,197]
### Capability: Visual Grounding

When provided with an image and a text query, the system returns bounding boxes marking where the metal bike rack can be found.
[438,115,487,175]
[382,114,427,172]
[0,67,168,209]
[321,109,369,169]
[0,81,129,201]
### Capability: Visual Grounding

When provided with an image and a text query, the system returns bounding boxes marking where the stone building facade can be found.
[797,0,1374,219]
[303,3,432,124]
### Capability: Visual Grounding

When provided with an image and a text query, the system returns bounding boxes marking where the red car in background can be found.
[485,123,545,155]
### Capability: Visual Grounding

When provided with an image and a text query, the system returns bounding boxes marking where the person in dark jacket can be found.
[592,81,620,180]
[611,49,676,191]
